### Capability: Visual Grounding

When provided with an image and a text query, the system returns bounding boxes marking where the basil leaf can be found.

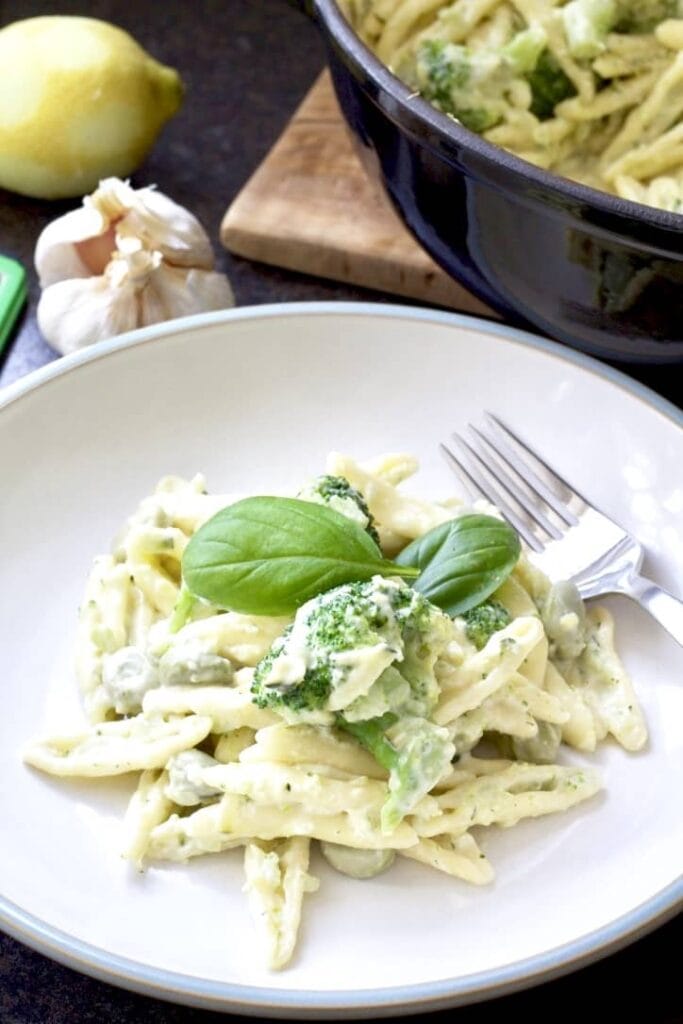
[182,496,419,616]
[395,514,520,616]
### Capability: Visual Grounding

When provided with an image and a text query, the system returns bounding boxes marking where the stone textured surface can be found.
[0,1,680,1021]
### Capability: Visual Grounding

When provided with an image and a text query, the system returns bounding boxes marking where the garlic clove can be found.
[34,177,135,287]
[106,243,164,295]
[86,177,216,269]
[37,275,140,355]
[139,264,235,324]
[75,226,119,277]
[115,186,216,270]
[34,204,112,288]
[38,240,162,354]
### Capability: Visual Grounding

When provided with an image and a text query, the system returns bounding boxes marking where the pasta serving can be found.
[342,0,683,214]
[24,452,647,970]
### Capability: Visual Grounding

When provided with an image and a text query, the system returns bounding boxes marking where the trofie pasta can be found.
[23,453,647,970]
[342,0,683,213]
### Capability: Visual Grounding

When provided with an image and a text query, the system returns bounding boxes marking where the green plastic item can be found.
[0,254,27,355]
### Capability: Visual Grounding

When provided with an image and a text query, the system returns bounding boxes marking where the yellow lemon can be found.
[0,16,183,199]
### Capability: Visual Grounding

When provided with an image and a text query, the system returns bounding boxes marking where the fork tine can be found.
[453,433,559,549]
[438,442,481,503]
[467,424,565,540]
[485,413,583,524]
[440,441,544,552]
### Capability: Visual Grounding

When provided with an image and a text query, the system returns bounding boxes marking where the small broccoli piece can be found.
[613,0,682,32]
[251,577,452,722]
[385,586,453,713]
[562,0,617,60]
[250,577,410,721]
[339,713,454,832]
[527,49,576,120]
[338,712,398,772]
[416,38,470,109]
[342,665,412,722]
[413,39,507,132]
[461,599,511,650]
[251,577,454,827]
[502,25,548,74]
[297,474,380,545]
[456,107,502,133]
[251,624,333,716]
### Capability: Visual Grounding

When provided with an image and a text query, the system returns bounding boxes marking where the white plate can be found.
[1,303,681,1017]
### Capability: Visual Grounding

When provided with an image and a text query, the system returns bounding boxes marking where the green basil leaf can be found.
[182,496,419,616]
[395,514,520,616]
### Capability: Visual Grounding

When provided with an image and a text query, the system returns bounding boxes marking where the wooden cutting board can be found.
[220,71,494,315]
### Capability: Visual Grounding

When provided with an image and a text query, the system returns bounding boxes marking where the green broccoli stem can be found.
[337,713,399,772]
[338,712,452,833]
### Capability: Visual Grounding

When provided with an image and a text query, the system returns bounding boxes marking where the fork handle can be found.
[622,573,683,647]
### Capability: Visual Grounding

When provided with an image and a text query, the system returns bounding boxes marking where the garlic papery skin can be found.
[35,177,234,354]
[33,203,112,287]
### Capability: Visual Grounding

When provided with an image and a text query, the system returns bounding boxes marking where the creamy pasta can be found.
[23,453,647,969]
[342,0,683,213]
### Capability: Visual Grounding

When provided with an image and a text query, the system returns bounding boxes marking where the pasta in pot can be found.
[23,453,646,970]
[342,0,683,214]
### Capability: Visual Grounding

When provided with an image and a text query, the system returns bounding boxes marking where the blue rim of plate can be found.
[1,302,682,1016]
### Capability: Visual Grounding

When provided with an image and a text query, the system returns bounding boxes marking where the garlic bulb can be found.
[35,177,234,355]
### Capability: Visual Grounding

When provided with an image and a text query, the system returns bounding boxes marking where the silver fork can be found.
[441,412,683,647]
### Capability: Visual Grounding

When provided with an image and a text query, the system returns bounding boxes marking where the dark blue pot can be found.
[300,0,683,363]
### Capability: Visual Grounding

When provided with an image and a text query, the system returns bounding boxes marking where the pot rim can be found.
[315,0,683,243]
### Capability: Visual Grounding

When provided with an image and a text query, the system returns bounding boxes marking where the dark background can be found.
[0,1,680,1021]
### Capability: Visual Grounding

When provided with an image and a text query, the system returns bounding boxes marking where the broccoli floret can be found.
[297,474,380,545]
[251,576,429,722]
[526,49,576,120]
[562,0,617,60]
[251,576,451,722]
[252,624,333,715]
[457,107,501,133]
[502,25,548,74]
[340,666,412,722]
[613,0,682,32]
[338,583,451,722]
[414,29,569,133]
[413,39,507,132]
[384,586,452,713]
[251,576,454,829]
[461,599,511,650]
[416,38,469,109]
[339,713,454,832]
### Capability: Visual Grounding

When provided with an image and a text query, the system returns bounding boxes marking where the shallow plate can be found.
[1,303,681,1017]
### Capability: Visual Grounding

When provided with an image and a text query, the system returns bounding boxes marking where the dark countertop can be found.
[0,1,680,1021]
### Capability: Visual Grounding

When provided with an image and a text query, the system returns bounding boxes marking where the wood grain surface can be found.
[221,71,493,314]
